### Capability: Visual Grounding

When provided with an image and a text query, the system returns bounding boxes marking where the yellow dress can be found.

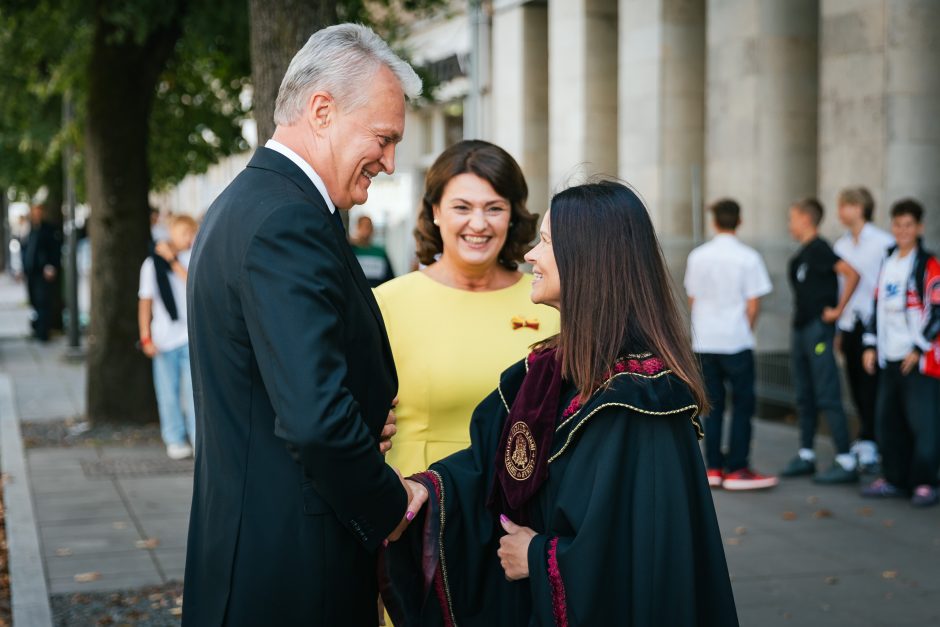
[375,271,560,476]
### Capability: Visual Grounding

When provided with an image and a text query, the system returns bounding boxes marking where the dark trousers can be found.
[26,273,51,341]
[876,362,940,489]
[840,321,879,442]
[699,350,756,472]
[791,319,851,454]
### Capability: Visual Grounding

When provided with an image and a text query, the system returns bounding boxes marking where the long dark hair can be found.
[539,180,707,412]
[414,140,538,269]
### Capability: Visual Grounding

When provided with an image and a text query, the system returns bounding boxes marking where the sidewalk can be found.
[0,274,938,625]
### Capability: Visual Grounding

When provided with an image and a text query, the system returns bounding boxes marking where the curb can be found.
[0,375,54,626]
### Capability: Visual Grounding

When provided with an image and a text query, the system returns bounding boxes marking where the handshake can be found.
[378,398,430,544]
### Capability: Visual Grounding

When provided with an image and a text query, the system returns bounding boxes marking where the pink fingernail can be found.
[383,539,389,547]
[406,511,415,521]
[500,514,509,524]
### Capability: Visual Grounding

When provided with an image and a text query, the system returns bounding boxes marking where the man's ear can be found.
[307,91,334,132]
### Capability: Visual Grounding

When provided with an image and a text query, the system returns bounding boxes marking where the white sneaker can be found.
[166,442,193,460]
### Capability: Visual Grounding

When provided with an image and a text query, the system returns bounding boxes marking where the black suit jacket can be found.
[182,148,405,626]
[21,221,61,278]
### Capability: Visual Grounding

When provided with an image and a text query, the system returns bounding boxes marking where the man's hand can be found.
[862,348,877,375]
[386,473,428,543]
[498,515,536,581]
[379,397,398,455]
[821,307,841,324]
[901,349,921,376]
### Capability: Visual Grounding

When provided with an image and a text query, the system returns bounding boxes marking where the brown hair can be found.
[414,140,538,269]
[792,197,824,227]
[710,198,741,231]
[838,186,875,221]
[890,198,924,223]
[537,180,708,413]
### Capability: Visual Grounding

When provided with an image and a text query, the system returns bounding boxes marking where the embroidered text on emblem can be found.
[505,421,537,481]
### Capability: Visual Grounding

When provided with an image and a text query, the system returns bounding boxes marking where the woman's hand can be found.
[379,397,398,455]
[498,515,536,580]
[386,475,428,543]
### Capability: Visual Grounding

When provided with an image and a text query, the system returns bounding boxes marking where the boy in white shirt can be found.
[138,215,198,460]
[685,199,777,490]
[834,187,894,473]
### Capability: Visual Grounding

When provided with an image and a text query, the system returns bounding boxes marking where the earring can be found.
[433,218,440,226]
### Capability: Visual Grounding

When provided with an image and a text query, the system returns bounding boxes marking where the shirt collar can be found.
[264,139,336,214]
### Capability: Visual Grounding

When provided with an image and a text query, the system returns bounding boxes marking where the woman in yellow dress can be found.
[375,140,559,476]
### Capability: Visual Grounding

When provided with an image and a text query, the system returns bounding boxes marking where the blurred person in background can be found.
[862,199,940,508]
[21,205,61,342]
[782,198,861,484]
[374,140,559,478]
[685,199,777,491]
[351,214,395,287]
[834,186,894,474]
[138,215,199,460]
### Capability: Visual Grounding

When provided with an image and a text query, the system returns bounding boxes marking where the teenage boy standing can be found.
[861,199,940,507]
[782,198,861,484]
[685,199,777,490]
[834,187,894,473]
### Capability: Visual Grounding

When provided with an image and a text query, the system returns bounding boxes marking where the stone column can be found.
[492,0,550,214]
[705,0,819,244]
[548,0,619,189]
[819,0,940,245]
[618,0,705,239]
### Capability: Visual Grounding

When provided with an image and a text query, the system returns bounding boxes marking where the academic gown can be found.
[382,354,739,627]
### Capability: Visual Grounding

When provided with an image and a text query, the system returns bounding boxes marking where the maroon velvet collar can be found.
[488,348,563,524]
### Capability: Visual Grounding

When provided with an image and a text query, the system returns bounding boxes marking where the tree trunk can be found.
[84,2,186,423]
[248,0,338,145]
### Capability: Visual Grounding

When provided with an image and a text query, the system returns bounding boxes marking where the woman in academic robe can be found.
[381,180,739,627]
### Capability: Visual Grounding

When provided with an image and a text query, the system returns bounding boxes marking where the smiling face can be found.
[433,172,512,270]
[317,65,405,209]
[891,213,923,252]
[524,210,560,309]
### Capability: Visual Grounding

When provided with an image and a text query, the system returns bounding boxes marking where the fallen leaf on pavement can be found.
[813,509,833,519]
[882,570,898,579]
[883,519,895,528]
[726,538,740,546]
[135,538,160,550]
[856,507,873,517]
[55,547,73,557]
[734,526,747,536]
[73,571,101,583]
[806,495,819,504]
[781,511,798,521]
[112,522,127,530]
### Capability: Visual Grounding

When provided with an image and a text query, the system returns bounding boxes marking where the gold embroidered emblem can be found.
[505,421,537,481]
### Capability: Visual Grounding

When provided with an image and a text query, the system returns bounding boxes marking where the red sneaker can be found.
[723,468,779,491]
[707,469,724,488]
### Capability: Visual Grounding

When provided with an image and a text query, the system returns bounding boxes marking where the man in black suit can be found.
[21,205,61,342]
[182,24,425,626]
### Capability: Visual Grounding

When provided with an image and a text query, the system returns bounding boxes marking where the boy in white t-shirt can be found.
[138,215,198,460]
[685,199,777,490]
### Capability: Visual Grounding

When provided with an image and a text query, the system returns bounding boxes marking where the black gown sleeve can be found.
[383,389,531,627]
[526,408,739,627]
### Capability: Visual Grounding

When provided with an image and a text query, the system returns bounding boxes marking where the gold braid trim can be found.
[498,383,511,413]
[555,369,675,432]
[548,402,702,464]
[429,470,458,627]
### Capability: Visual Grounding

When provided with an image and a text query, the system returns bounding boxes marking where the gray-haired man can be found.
[183,24,425,625]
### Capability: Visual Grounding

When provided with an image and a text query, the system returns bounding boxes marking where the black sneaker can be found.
[813,463,859,485]
[780,455,816,477]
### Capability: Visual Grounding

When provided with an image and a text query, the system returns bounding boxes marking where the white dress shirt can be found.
[833,223,894,332]
[685,233,773,354]
[264,139,335,214]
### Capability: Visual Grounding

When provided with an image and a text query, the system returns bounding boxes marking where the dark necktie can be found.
[330,208,344,232]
